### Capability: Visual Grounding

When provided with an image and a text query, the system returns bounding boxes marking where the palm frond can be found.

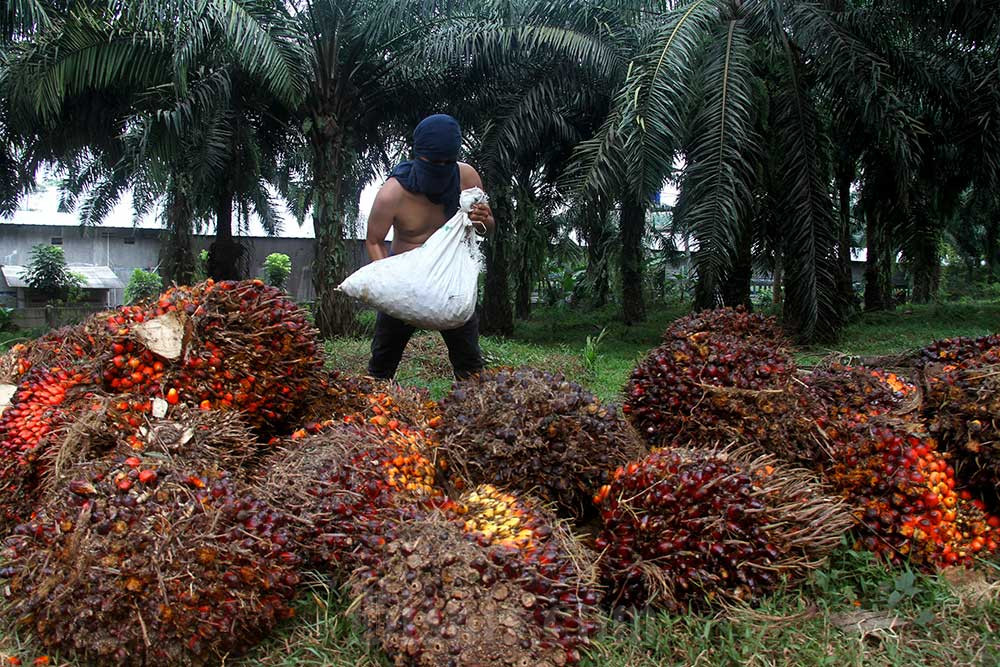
[674,18,759,301]
[770,43,839,340]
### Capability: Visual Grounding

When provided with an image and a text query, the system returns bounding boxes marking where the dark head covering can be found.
[388,114,462,218]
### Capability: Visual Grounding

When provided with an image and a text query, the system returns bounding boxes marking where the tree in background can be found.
[124,268,163,305]
[23,244,82,301]
[263,253,292,290]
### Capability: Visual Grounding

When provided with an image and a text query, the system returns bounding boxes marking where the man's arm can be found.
[459,162,495,235]
[365,183,397,261]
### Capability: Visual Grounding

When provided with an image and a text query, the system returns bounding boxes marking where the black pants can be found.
[367,310,484,380]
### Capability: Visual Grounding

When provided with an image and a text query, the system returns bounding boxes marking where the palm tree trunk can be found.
[310,127,357,338]
[515,275,532,319]
[836,159,856,308]
[586,204,611,308]
[911,207,940,304]
[987,217,999,282]
[721,227,752,309]
[208,185,242,281]
[160,174,195,286]
[772,253,783,308]
[864,208,894,311]
[619,197,646,324]
[481,186,514,336]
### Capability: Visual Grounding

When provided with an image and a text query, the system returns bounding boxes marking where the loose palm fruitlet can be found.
[624,314,822,463]
[3,452,300,666]
[594,447,849,611]
[100,279,323,432]
[805,364,918,426]
[826,420,999,568]
[350,505,600,667]
[258,421,441,572]
[919,334,1000,506]
[437,367,644,518]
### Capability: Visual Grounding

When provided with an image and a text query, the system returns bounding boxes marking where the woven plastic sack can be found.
[338,187,487,330]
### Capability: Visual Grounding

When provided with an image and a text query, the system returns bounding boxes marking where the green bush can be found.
[124,268,164,305]
[263,253,292,290]
[193,249,209,283]
[0,306,13,332]
[23,245,83,301]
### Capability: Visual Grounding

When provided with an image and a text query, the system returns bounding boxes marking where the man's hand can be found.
[469,202,494,235]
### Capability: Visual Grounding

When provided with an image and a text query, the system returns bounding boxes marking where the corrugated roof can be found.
[1,265,124,289]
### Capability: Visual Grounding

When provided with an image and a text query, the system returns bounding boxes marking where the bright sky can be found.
[4,172,677,243]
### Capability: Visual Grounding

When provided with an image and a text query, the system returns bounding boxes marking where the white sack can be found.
[337,187,487,330]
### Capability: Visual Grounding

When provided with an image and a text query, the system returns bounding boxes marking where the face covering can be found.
[388,114,462,218]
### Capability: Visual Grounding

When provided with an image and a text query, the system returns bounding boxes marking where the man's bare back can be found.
[365,162,494,260]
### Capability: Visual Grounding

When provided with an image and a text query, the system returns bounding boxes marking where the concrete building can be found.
[0,222,373,306]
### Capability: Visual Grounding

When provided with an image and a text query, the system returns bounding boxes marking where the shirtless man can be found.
[364,114,495,380]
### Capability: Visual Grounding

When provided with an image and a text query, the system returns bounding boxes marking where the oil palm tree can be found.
[1,0,308,282]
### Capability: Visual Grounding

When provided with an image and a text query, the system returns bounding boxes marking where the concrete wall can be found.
[0,224,377,306]
[11,304,107,330]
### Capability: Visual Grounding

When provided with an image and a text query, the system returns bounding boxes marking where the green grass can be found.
[4,299,1000,666]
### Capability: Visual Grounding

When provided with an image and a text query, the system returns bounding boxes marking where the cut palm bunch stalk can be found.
[257,421,442,572]
[824,418,999,568]
[1,414,300,666]
[594,446,848,612]
[351,487,600,667]
[437,367,645,519]
[918,333,1000,507]
[624,308,824,464]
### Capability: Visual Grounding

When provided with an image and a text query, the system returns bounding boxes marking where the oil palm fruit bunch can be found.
[594,447,848,612]
[296,376,442,436]
[826,420,999,568]
[437,367,644,519]
[99,279,323,432]
[805,364,917,426]
[919,334,1000,506]
[0,365,101,529]
[663,306,785,342]
[624,316,822,463]
[350,503,600,667]
[919,333,1000,366]
[2,454,300,666]
[258,421,441,572]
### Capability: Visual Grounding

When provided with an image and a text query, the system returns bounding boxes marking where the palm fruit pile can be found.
[805,363,918,426]
[919,334,1000,504]
[257,421,441,572]
[826,420,999,568]
[98,279,323,431]
[624,308,822,463]
[3,417,300,666]
[594,447,849,611]
[0,365,100,528]
[350,499,600,667]
[437,367,644,518]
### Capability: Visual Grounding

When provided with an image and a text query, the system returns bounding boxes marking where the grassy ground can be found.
[3,300,1000,666]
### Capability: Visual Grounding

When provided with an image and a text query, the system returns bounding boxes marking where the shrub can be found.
[263,253,292,290]
[123,268,163,305]
[23,244,82,300]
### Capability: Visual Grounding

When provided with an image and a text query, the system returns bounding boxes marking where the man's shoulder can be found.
[375,177,405,203]
[458,162,484,189]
